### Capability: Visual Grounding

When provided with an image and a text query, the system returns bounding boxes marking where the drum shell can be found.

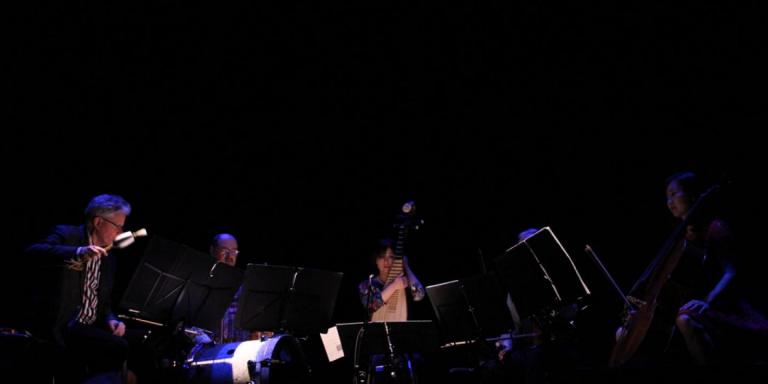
[187,335,309,384]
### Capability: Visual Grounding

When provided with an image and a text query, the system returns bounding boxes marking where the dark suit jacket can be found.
[25,225,118,346]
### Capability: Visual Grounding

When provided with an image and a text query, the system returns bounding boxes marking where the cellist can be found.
[615,172,743,367]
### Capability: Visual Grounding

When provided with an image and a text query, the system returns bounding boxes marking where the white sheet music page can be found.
[320,325,344,362]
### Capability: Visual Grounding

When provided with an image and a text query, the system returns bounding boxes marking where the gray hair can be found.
[84,194,132,219]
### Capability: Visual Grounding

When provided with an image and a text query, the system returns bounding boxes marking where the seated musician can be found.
[617,172,767,368]
[24,194,139,383]
[482,228,547,384]
[209,233,273,343]
[358,238,425,322]
[357,238,426,383]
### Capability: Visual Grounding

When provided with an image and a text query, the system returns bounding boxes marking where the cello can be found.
[609,184,720,367]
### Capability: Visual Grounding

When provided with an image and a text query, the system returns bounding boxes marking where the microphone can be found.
[364,274,376,324]
[368,274,374,291]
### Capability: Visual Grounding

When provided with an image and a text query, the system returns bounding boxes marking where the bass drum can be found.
[186,334,309,384]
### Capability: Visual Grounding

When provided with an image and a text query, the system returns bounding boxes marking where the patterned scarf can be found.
[77,241,101,325]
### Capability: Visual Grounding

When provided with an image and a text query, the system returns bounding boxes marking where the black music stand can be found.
[493,227,591,322]
[334,320,438,384]
[119,236,243,332]
[426,273,513,345]
[236,263,343,336]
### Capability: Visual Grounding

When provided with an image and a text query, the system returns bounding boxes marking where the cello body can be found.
[609,239,685,366]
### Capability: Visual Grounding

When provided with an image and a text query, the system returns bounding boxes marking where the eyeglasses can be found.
[217,248,239,257]
[99,216,124,231]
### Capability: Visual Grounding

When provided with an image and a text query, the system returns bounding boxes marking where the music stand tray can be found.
[236,263,343,336]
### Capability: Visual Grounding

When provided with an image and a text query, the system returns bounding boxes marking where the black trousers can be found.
[64,322,129,376]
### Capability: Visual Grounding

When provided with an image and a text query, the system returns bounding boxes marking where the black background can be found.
[3,0,763,375]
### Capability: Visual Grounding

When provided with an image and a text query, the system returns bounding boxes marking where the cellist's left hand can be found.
[679,299,710,316]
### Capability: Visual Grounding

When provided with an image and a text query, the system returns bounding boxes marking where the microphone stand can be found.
[354,274,375,384]
[381,279,403,382]
[457,281,486,368]
[278,267,302,334]
[383,321,399,381]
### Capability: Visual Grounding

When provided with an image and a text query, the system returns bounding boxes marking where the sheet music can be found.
[320,325,344,362]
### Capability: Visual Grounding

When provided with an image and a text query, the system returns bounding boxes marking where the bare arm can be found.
[381,275,409,302]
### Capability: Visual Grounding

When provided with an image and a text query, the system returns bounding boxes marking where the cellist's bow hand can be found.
[678,299,710,316]
[626,296,646,312]
[616,296,645,342]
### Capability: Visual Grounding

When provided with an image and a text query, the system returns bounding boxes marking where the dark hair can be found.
[371,238,394,263]
[666,171,703,200]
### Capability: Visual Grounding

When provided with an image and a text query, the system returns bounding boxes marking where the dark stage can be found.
[2,1,764,382]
